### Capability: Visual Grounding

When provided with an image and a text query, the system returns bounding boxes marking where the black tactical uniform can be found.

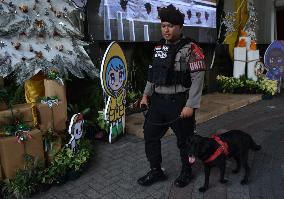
[138,4,206,188]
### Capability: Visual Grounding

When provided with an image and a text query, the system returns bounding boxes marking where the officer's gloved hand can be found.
[140,104,148,112]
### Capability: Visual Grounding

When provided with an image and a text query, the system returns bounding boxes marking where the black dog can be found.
[187,130,261,192]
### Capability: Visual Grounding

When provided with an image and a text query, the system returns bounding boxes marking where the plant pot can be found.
[262,93,273,100]
[67,169,81,181]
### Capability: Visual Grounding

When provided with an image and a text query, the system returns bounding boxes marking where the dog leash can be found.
[140,106,181,126]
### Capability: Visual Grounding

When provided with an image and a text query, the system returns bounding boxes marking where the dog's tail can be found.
[249,137,261,151]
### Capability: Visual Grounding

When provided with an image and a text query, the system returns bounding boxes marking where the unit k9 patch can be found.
[188,43,207,72]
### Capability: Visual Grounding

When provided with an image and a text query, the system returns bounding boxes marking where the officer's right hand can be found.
[140,95,149,108]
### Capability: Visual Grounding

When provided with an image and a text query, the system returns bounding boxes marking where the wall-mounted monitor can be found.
[88,0,217,43]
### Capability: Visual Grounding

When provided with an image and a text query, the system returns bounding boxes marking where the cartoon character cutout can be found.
[264,40,284,92]
[100,42,128,143]
[68,113,84,152]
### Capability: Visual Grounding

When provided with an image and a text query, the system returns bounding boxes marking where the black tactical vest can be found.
[148,38,195,87]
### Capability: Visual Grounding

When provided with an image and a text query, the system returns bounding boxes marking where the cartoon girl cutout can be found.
[264,41,284,92]
[103,56,127,142]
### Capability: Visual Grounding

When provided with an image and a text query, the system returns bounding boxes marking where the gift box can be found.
[37,101,67,133]
[0,129,44,179]
[44,79,67,114]
[233,47,246,78]
[0,103,34,127]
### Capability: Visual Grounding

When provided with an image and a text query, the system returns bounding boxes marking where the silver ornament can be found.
[44,44,51,52]
[0,41,7,49]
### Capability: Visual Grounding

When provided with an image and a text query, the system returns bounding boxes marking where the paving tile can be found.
[33,92,284,199]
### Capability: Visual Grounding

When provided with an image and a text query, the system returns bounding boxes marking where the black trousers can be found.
[143,92,195,169]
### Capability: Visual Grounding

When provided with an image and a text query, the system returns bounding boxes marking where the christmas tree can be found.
[0,0,98,84]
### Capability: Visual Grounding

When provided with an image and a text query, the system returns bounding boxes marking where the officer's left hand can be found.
[180,106,194,118]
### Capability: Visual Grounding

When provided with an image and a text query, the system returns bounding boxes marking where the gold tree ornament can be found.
[19,5,29,13]
[35,19,44,29]
[35,51,43,59]
[56,11,62,18]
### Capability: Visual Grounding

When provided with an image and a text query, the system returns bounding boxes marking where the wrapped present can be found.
[37,101,67,133]
[44,79,67,113]
[0,129,44,179]
[233,47,246,78]
[0,103,34,127]
[247,50,260,81]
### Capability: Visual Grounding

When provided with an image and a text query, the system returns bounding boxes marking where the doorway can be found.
[276,8,284,40]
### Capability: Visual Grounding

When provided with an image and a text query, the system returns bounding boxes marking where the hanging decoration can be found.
[0,41,6,49]
[19,5,29,13]
[100,42,128,143]
[144,3,151,14]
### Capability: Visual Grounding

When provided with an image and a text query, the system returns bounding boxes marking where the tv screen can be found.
[88,0,217,43]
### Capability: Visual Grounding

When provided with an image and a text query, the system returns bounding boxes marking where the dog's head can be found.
[187,135,212,164]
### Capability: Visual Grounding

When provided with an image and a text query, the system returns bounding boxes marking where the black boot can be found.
[137,168,167,186]
[174,167,192,188]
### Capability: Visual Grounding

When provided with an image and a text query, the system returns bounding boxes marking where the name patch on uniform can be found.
[188,43,207,72]
[189,60,206,72]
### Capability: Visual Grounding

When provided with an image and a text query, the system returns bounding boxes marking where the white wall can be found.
[224,0,276,44]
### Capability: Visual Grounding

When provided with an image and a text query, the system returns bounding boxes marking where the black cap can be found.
[158,4,184,25]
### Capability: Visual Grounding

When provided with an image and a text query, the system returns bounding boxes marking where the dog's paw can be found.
[232,169,240,174]
[199,186,208,192]
[220,179,228,184]
[241,179,248,185]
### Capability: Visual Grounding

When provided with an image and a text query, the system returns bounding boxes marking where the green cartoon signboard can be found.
[100,42,128,143]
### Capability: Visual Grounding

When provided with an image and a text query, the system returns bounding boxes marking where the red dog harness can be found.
[204,135,229,163]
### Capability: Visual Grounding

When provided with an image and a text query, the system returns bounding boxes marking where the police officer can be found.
[137,4,206,187]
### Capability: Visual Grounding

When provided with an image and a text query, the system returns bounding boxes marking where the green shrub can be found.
[216,75,278,95]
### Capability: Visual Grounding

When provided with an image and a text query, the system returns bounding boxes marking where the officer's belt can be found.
[153,91,187,100]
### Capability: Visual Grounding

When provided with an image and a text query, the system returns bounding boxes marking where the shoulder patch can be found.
[188,43,206,72]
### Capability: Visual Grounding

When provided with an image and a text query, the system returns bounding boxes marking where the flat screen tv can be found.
[88,0,217,43]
